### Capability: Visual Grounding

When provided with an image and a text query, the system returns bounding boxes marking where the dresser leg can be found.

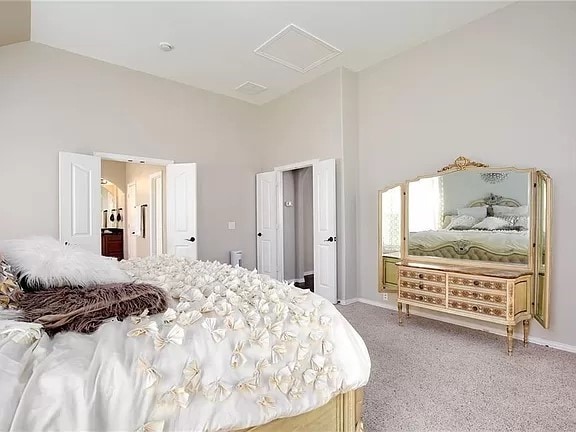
[506,325,514,356]
[406,304,410,318]
[397,303,403,325]
[523,320,529,347]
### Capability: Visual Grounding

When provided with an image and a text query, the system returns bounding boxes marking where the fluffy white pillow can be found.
[457,206,488,219]
[472,217,511,231]
[493,205,529,217]
[0,236,132,289]
[445,215,478,230]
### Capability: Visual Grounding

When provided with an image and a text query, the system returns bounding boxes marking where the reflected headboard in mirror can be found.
[409,191,530,265]
[377,156,552,345]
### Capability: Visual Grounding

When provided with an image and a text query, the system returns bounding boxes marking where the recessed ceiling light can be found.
[159,42,174,52]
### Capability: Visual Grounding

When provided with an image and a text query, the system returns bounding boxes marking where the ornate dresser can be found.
[378,157,552,355]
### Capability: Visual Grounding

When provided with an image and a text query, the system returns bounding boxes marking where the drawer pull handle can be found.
[472,306,478,312]
[472,292,478,298]
[473,280,480,286]
[418,296,424,301]
[418,283,424,289]
[418,274,424,279]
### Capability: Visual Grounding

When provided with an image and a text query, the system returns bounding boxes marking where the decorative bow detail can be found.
[128,321,159,338]
[153,324,184,350]
[137,357,161,389]
[135,420,164,432]
[230,340,247,368]
[183,360,202,394]
[201,318,226,343]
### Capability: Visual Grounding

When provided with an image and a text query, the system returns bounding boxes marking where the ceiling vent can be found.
[254,24,342,73]
[235,81,268,95]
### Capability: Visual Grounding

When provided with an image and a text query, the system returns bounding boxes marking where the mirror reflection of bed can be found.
[407,171,531,265]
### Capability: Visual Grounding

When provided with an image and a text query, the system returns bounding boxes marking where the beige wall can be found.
[0,1,30,47]
[357,2,576,346]
[258,69,343,169]
[101,160,127,195]
[0,42,262,268]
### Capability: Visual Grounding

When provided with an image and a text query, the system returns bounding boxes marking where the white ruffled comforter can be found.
[0,257,370,432]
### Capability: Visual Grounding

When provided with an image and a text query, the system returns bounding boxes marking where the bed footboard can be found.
[237,388,365,432]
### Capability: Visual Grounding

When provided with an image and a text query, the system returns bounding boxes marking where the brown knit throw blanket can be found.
[18,283,168,336]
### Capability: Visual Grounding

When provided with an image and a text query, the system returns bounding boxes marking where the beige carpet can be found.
[337,302,576,432]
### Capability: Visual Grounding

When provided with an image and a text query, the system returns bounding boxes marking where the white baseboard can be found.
[341,297,576,354]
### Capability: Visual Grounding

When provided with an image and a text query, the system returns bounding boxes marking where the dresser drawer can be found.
[399,269,445,284]
[399,278,445,295]
[448,275,506,291]
[448,287,506,305]
[399,290,445,307]
[448,299,506,318]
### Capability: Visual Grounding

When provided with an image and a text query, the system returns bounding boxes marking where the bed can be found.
[408,229,529,264]
[0,254,369,432]
[408,194,530,264]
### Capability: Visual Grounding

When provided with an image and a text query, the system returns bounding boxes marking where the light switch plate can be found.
[228,221,236,230]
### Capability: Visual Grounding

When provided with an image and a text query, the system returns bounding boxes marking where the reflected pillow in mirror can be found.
[445,215,478,230]
[472,217,512,231]
[493,205,528,217]
[514,216,529,231]
[457,206,488,219]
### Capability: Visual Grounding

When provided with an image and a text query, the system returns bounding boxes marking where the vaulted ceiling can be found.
[4,1,509,104]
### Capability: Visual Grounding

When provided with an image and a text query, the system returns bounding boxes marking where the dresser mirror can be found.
[534,171,552,328]
[378,157,552,354]
[407,169,532,266]
[378,184,403,291]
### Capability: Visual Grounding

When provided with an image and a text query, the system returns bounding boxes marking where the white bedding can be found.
[0,256,370,432]
[409,229,529,254]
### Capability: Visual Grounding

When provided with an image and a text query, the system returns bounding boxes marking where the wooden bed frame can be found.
[237,388,364,432]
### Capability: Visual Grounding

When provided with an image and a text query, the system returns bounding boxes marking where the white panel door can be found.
[166,163,197,259]
[59,151,101,254]
[313,159,337,303]
[256,171,278,279]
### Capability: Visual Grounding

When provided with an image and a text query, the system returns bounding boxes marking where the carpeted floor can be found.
[337,302,576,432]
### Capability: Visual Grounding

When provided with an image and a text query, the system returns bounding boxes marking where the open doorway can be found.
[59,151,198,259]
[256,159,337,303]
[282,167,314,291]
[101,160,165,260]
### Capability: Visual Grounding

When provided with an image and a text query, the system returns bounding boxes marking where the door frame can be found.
[94,152,174,166]
[97,152,173,260]
[126,181,138,259]
[149,171,163,256]
[273,159,319,282]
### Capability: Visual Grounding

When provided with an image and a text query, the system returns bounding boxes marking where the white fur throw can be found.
[0,236,132,290]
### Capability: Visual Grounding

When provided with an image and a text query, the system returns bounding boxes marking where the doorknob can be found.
[257,233,262,237]
[325,236,335,242]
[186,237,196,242]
